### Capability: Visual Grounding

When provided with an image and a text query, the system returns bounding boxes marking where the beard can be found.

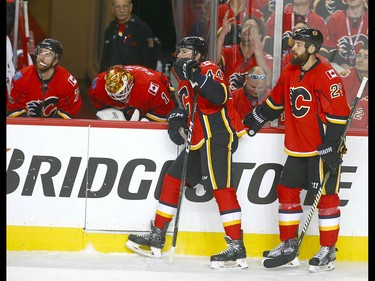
[36,60,54,73]
[291,52,309,66]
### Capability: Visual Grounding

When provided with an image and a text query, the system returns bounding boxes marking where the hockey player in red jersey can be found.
[340,42,368,129]
[7,38,82,119]
[89,65,175,121]
[125,36,248,270]
[243,28,350,272]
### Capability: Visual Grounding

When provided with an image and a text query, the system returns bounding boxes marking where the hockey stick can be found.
[168,72,200,265]
[263,76,368,268]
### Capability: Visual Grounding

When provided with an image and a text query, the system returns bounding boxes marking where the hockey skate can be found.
[308,245,337,273]
[125,221,167,258]
[262,238,300,268]
[210,236,248,270]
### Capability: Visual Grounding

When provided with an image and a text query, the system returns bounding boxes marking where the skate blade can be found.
[309,261,335,273]
[262,256,300,268]
[125,240,162,258]
[211,258,248,270]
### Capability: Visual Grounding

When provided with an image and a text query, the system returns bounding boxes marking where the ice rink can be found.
[7,249,368,281]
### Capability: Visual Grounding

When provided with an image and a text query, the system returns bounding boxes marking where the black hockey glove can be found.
[167,108,189,145]
[228,73,245,90]
[317,141,347,175]
[26,101,46,117]
[243,105,269,136]
[172,58,200,81]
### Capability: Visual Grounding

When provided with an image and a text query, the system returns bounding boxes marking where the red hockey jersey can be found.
[177,61,247,149]
[7,65,82,119]
[89,65,175,122]
[341,68,368,129]
[265,59,350,156]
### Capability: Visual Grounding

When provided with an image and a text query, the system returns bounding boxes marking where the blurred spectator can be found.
[217,14,273,91]
[326,0,368,70]
[217,0,265,45]
[7,38,82,118]
[265,0,328,57]
[250,0,272,21]
[100,0,157,72]
[231,66,270,121]
[188,0,211,42]
[7,35,15,100]
[340,42,368,129]
[313,0,348,22]
[89,65,176,121]
[7,0,16,99]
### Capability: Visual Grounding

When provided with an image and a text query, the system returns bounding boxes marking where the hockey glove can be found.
[317,141,347,175]
[243,105,269,136]
[167,108,189,145]
[173,58,200,81]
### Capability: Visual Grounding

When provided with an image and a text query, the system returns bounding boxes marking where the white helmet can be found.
[105,65,135,102]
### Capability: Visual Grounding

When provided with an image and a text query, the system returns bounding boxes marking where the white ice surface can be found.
[7,248,368,281]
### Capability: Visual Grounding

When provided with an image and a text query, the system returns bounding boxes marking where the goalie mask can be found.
[176,36,208,60]
[105,65,135,102]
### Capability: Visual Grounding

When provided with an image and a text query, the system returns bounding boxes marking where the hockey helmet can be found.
[292,28,323,53]
[34,38,63,59]
[176,36,208,60]
[105,65,135,102]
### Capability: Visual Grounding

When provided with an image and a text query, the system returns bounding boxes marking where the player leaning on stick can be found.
[243,28,350,272]
[125,36,248,269]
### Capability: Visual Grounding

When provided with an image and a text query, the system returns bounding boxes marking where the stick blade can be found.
[262,250,298,268]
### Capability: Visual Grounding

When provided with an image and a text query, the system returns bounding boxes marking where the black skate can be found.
[125,221,167,258]
[262,238,300,268]
[309,245,337,273]
[210,236,248,270]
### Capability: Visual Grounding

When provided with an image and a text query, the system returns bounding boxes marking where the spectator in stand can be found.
[313,0,348,22]
[89,65,176,121]
[217,14,273,91]
[7,0,16,99]
[217,0,265,45]
[100,0,157,72]
[340,42,368,129]
[188,0,211,42]
[250,0,272,21]
[326,0,368,70]
[265,0,328,58]
[232,66,270,121]
[7,38,82,119]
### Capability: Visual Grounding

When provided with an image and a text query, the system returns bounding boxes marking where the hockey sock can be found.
[277,185,303,241]
[154,174,181,229]
[212,187,242,240]
[317,194,340,246]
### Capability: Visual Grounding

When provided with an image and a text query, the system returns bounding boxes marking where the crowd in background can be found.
[6,0,368,130]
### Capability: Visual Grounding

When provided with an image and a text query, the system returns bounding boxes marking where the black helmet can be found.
[34,38,63,58]
[292,28,323,53]
[176,36,208,60]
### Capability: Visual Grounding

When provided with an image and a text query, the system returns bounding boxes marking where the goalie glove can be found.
[172,58,200,81]
[167,108,189,145]
[243,105,269,136]
[317,141,347,175]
